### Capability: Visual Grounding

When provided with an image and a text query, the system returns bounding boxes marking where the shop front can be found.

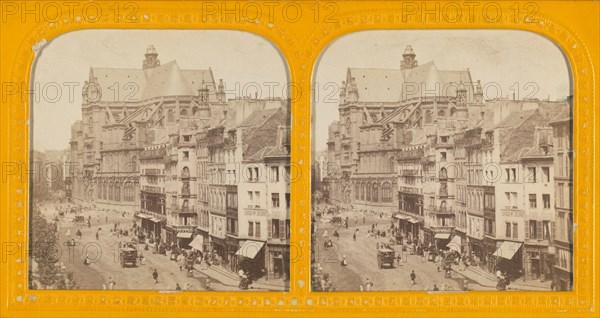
[194,227,210,252]
[235,240,266,279]
[434,232,451,250]
[137,213,163,243]
[469,237,485,268]
[266,242,289,281]
[523,243,553,282]
[210,236,227,265]
[176,231,193,248]
[483,236,498,274]
[394,213,421,244]
[225,236,241,273]
[492,240,523,278]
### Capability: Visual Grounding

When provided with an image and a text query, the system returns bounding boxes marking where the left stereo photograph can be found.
[29,30,291,292]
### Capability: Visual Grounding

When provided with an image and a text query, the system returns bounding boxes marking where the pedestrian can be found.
[433,284,439,291]
[410,270,416,285]
[105,216,108,223]
[152,269,159,284]
[396,254,402,266]
[322,230,328,239]
[363,216,365,224]
[550,281,556,291]
[66,229,71,238]
[365,278,373,291]
[95,231,99,240]
[353,232,357,241]
[107,277,116,290]
[175,283,182,291]
[341,255,348,266]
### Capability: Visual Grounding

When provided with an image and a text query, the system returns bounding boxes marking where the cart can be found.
[119,246,138,268]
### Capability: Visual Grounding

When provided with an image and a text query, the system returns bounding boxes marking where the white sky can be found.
[32,30,289,151]
[313,30,572,151]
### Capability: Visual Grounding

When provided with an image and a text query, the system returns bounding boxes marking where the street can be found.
[34,201,268,291]
[313,210,493,291]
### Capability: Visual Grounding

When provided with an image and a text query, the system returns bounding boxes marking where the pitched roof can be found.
[347,68,405,103]
[142,61,197,99]
[241,107,289,160]
[90,61,216,103]
[91,68,146,102]
[346,61,474,103]
[238,107,281,128]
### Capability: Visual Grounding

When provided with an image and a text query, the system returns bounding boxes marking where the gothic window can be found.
[389,157,395,173]
[115,184,121,201]
[366,183,371,201]
[438,110,446,118]
[372,183,379,203]
[450,107,456,117]
[180,109,188,117]
[168,110,175,123]
[192,107,199,116]
[382,183,393,202]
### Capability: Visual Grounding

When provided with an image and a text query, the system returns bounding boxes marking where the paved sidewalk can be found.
[196,264,288,291]
[455,265,551,291]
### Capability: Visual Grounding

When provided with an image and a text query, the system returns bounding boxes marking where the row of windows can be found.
[354,182,394,202]
[97,183,136,202]
[528,193,552,209]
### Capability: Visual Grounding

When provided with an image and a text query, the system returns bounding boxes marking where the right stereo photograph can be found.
[311,30,573,292]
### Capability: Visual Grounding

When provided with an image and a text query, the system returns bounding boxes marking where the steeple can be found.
[143,45,160,70]
[401,45,418,70]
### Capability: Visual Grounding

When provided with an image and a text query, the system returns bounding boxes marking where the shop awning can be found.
[235,240,265,259]
[136,213,152,219]
[446,235,462,253]
[177,232,193,239]
[407,218,420,224]
[394,214,408,220]
[434,233,450,240]
[189,235,204,250]
[149,217,162,223]
[493,241,522,260]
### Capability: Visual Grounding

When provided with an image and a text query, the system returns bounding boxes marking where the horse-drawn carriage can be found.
[119,243,139,267]
[73,215,85,225]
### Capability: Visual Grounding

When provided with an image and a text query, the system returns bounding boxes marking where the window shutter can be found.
[279,220,285,239]
[536,221,543,240]
[525,221,530,239]
[267,220,272,239]
[551,221,556,241]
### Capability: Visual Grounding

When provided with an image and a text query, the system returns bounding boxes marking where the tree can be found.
[30,205,78,289]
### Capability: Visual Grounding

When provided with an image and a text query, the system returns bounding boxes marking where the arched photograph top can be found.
[30,30,291,292]
[311,30,572,292]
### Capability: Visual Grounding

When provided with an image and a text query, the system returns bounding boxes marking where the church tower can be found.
[401,45,418,70]
[143,45,160,70]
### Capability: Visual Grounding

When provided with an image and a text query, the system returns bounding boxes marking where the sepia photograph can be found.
[30,30,291,291]
[311,30,573,292]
